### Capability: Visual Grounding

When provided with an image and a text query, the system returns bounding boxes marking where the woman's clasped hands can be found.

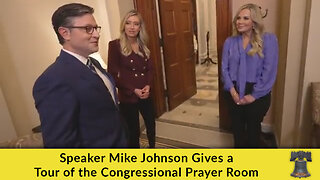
[230,87,255,105]
[134,85,150,99]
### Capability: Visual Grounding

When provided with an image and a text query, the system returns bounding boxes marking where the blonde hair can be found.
[119,9,150,58]
[233,3,265,58]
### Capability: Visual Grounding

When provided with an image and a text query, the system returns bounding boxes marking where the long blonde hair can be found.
[119,9,150,58]
[233,3,265,58]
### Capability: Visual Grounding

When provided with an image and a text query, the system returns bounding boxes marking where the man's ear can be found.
[58,27,71,41]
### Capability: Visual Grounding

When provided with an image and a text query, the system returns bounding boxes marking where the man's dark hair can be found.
[52,3,94,45]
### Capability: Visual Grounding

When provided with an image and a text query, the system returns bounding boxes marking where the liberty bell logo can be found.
[290,151,311,178]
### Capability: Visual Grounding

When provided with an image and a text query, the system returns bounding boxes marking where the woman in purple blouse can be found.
[222,4,278,147]
[108,10,155,148]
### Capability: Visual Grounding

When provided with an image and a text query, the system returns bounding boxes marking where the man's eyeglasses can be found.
[66,25,101,34]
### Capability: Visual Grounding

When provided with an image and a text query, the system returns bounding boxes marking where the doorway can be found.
[134,0,233,147]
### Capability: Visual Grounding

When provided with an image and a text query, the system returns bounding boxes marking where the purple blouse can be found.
[222,33,278,99]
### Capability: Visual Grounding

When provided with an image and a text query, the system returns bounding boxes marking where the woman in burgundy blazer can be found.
[108,10,155,148]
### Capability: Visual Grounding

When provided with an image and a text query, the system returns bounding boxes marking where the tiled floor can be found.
[141,63,234,148]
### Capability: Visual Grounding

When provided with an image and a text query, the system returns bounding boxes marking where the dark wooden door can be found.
[158,0,197,110]
[135,0,232,127]
[216,0,233,130]
[134,0,166,117]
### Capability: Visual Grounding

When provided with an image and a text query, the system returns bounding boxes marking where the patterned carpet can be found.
[141,64,234,148]
[160,64,220,130]
[140,63,277,148]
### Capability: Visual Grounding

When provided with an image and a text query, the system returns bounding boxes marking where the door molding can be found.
[216,0,233,130]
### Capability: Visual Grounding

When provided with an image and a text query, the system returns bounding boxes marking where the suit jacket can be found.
[107,39,153,103]
[33,50,127,148]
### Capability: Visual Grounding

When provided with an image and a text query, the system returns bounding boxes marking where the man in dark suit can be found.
[33,3,127,148]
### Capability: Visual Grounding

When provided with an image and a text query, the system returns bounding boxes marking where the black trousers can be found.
[224,83,271,148]
[119,98,155,148]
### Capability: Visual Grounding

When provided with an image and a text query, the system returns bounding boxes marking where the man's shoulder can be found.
[41,56,69,75]
[33,60,64,88]
[34,53,77,84]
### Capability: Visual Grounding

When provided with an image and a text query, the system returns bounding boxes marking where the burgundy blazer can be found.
[107,39,153,103]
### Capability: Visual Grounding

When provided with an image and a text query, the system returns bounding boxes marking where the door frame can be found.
[134,0,166,117]
[216,0,233,130]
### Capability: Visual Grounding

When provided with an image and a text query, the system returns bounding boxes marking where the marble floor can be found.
[141,63,234,148]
